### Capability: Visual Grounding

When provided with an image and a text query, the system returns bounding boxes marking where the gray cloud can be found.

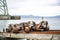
[6,0,60,16]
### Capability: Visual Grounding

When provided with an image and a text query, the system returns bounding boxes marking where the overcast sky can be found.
[7,0,60,16]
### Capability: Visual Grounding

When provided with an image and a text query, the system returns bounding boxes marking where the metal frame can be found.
[0,0,9,15]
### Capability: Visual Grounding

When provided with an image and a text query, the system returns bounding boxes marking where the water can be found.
[0,17,60,32]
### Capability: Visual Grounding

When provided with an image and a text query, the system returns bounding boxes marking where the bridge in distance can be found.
[0,0,20,20]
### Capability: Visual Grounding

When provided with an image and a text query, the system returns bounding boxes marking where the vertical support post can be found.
[42,17,44,21]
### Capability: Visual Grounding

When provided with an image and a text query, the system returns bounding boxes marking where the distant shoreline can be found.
[20,15,60,18]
